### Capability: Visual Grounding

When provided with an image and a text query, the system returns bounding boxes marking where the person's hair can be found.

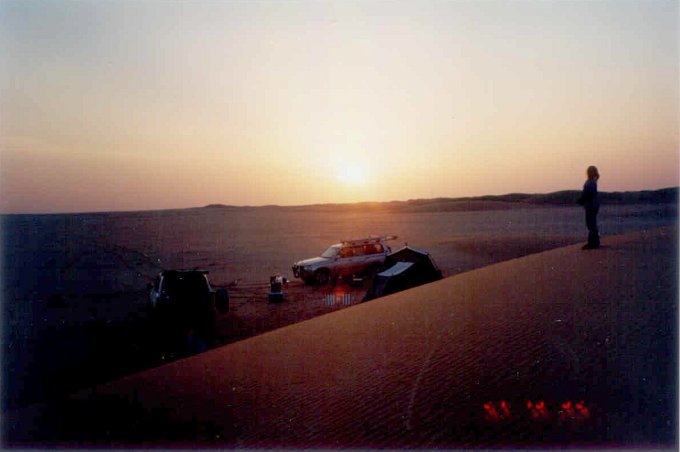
[587,165,599,180]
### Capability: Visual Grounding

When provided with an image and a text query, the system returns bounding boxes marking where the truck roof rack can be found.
[340,235,398,245]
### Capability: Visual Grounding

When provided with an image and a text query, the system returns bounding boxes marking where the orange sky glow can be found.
[1,0,678,213]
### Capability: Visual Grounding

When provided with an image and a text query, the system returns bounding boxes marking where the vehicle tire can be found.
[314,269,330,285]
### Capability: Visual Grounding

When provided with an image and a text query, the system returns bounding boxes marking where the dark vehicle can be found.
[364,246,443,300]
[148,270,229,358]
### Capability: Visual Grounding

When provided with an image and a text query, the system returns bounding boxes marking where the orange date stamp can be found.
[484,399,591,423]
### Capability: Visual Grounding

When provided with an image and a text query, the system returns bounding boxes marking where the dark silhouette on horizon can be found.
[577,166,601,250]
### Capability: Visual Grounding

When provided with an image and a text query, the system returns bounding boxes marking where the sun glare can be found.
[337,164,367,185]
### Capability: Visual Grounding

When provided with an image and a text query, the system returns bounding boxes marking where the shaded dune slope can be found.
[6,227,677,448]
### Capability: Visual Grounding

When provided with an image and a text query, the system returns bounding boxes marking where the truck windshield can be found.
[321,246,339,258]
[164,273,211,296]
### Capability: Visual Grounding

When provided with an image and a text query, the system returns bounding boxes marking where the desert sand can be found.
[14,203,657,410]
[5,225,677,448]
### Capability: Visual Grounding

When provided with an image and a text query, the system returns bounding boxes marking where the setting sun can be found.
[337,164,367,185]
[0,0,676,213]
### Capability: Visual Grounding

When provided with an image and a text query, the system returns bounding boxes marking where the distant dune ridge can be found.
[204,187,678,212]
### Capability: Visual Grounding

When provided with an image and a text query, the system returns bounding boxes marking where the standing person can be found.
[577,166,600,249]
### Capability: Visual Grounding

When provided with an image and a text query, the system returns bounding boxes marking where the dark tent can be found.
[365,246,443,300]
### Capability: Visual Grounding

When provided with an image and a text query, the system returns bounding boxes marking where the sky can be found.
[0,0,678,213]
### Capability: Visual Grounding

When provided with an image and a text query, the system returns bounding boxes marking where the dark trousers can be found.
[585,208,599,246]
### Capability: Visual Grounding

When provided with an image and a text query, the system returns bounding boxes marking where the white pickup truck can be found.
[292,235,397,284]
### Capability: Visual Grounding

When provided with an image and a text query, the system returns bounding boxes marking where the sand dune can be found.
[205,187,678,212]
[4,226,677,448]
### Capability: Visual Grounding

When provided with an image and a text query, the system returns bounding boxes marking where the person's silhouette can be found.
[577,166,600,249]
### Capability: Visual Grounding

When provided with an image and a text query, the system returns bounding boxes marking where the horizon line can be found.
[1,186,677,216]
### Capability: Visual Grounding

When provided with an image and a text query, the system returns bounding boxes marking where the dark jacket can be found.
[577,179,599,210]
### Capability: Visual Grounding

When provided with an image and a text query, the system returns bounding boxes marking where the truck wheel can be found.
[314,269,330,285]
